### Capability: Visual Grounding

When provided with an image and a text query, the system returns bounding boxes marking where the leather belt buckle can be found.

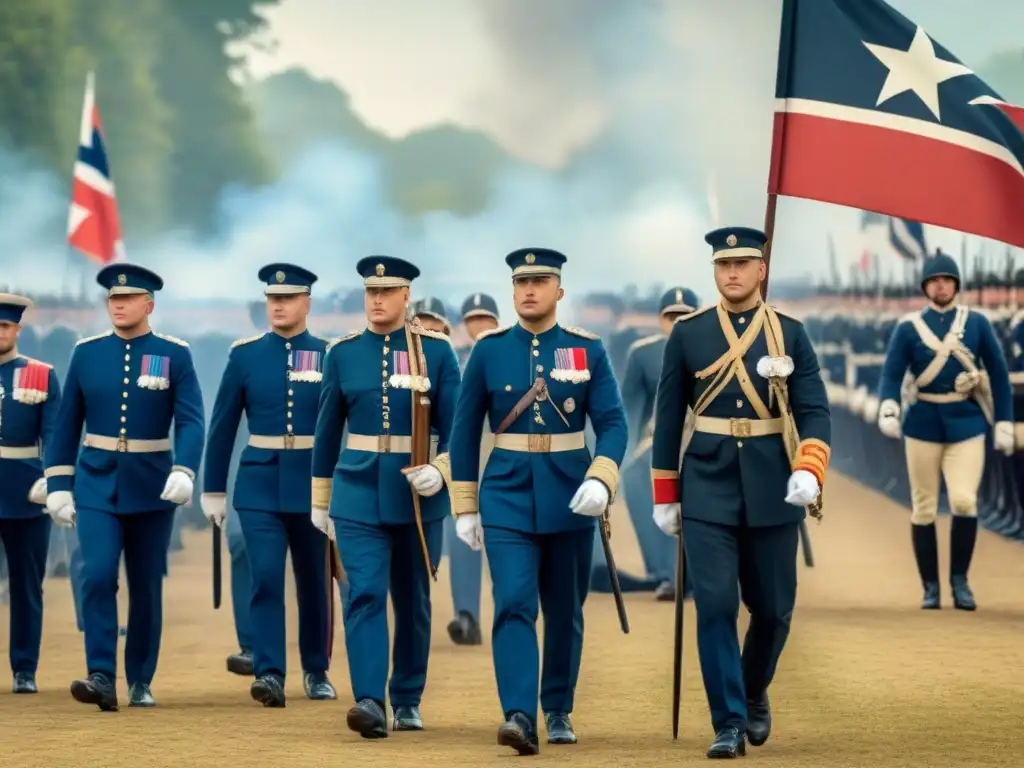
[378,435,391,453]
[284,434,295,450]
[528,434,551,453]
[116,435,128,453]
[730,418,752,438]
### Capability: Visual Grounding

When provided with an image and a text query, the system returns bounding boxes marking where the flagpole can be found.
[761,0,798,300]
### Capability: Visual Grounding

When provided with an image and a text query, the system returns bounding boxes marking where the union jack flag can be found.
[67,72,124,265]
[769,0,1024,249]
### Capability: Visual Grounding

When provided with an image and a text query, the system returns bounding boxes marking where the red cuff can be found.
[652,475,679,505]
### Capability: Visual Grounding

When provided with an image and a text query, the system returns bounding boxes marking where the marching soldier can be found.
[0,294,61,693]
[201,263,336,706]
[448,248,628,755]
[311,256,461,738]
[620,286,699,601]
[411,297,453,335]
[876,253,1013,611]
[651,227,830,758]
[440,292,501,646]
[43,264,205,710]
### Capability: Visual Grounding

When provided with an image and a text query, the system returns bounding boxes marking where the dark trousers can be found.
[77,508,175,686]
[236,509,330,679]
[336,518,443,707]
[485,525,594,724]
[683,518,798,732]
[0,516,52,674]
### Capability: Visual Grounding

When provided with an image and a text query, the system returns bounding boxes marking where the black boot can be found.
[250,674,286,707]
[498,711,540,755]
[746,691,772,747]
[347,698,388,738]
[13,672,37,694]
[950,516,978,611]
[446,611,482,646]
[911,523,940,609]
[707,726,746,758]
[226,649,254,676]
[70,672,119,712]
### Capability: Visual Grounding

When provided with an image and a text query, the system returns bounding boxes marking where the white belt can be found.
[916,392,969,404]
[0,445,40,460]
[346,434,413,454]
[83,434,171,453]
[492,432,586,453]
[693,416,784,438]
[248,434,314,450]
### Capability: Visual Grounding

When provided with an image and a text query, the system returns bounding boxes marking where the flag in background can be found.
[67,71,124,265]
[888,217,927,261]
[768,0,1024,249]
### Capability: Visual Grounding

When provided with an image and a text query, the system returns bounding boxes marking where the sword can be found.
[212,524,222,610]
[599,513,629,634]
[671,531,686,739]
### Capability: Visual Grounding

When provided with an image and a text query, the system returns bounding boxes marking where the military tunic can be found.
[448,322,627,725]
[203,329,331,681]
[311,323,461,709]
[44,329,205,688]
[0,352,61,677]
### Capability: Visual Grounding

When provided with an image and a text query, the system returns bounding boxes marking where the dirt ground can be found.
[1,472,1022,767]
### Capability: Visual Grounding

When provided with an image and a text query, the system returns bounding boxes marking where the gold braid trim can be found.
[312,477,332,510]
[430,452,453,487]
[450,481,479,516]
[585,455,620,500]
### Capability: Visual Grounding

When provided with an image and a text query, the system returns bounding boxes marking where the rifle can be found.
[212,524,222,609]
[406,323,438,581]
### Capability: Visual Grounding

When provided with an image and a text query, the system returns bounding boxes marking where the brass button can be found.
[124,366,129,372]
[383,347,389,354]
[125,344,131,350]
[532,350,539,357]
[122,392,128,398]
[287,411,293,419]
[382,360,388,367]
[124,354,130,361]
[738,317,746,325]
[288,389,294,396]
[736,400,743,408]
[120,416,126,423]
[384,335,390,342]
[382,396,389,404]
[121,404,127,411]
[120,427,126,435]
[505,385,512,391]
[532,338,539,347]
[288,401,294,407]
[381,370,387,378]
[285,342,292,350]
[287,423,293,431]
[383,421,390,429]
[123,378,129,385]
[737,440,744,448]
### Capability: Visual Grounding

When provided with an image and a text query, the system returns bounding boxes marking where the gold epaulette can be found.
[673,305,714,324]
[75,330,113,346]
[230,333,264,350]
[413,325,454,345]
[627,334,663,355]
[327,330,361,353]
[475,325,512,341]
[155,332,189,347]
[562,325,599,340]
[17,355,53,369]
[768,305,802,323]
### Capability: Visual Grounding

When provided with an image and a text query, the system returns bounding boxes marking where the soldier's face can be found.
[465,315,498,340]
[513,276,562,320]
[0,321,18,354]
[365,286,408,326]
[925,276,958,307]
[266,293,310,330]
[714,258,765,303]
[107,294,154,329]
[416,315,450,335]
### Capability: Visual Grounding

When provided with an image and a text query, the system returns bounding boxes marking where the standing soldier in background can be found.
[43,264,205,711]
[448,248,627,755]
[876,253,1013,611]
[651,228,830,758]
[311,256,461,738]
[411,296,453,335]
[619,287,699,601]
[201,264,336,706]
[0,294,61,694]
[440,292,501,647]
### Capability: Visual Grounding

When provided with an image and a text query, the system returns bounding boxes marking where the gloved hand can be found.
[326,517,336,542]
[311,506,331,535]
[160,470,194,506]
[46,490,76,528]
[28,478,47,505]
[455,513,484,551]
[653,503,681,536]
[569,479,610,517]
[785,469,820,507]
[402,464,444,497]
[200,494,227,528]
[877,398,902,440]
[994,421,1015,456]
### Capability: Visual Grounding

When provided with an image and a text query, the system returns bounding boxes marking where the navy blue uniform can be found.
[0,296,62,689]
[44,265,205,707]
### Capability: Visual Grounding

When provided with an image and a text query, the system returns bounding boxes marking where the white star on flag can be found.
[863,25,973,121]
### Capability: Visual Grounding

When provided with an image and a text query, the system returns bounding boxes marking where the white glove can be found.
[403,464,444,497]
[569,479,610,517]
[45,490,76,528]
[653,503,681,536]
[455,513,484,551]
[311,506,330,535]
[160,470,194,506]
[784,469,820,507]
[200,494,227,528]
[994,421,1015,456]
[28,478,47,505]
[327,518,336,541]
[877,398,902,440]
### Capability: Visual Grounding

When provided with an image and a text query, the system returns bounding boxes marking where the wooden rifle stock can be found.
[407,324,438,581]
